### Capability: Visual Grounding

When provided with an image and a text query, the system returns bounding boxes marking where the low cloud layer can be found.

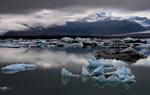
[0,10,87,34]
[0,0,150,14]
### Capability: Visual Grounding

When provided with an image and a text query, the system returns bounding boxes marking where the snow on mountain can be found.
[127,16,150,27]
[78,11,150,27]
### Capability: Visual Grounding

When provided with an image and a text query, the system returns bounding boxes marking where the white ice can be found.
[1,63,37,74]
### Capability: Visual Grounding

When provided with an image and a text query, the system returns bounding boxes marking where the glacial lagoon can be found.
[0,38,150,95]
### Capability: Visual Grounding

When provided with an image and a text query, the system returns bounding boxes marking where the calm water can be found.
[0,48,150,95]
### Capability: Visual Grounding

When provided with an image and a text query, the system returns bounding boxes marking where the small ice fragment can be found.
[61,68,79,77]
[91,65,104,76]
[1,63,37,74]
[81,66,90,76]
[0,86,12,91]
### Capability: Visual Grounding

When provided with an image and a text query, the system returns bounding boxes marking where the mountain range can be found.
[3,12,150,37]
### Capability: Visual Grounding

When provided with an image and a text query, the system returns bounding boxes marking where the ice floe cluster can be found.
[61,58,136,89]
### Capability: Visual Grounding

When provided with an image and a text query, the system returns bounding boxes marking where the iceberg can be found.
[91,65,104,76]
[61,68,79,77]
[1,63,37,74]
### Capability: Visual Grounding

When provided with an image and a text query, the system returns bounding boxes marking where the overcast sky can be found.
[0,0,150,34]
[0,0,150,14]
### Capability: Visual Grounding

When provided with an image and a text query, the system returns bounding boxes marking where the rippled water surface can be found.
[0,47,150,95]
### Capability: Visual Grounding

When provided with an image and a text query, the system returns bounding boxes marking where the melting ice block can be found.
[1,63,37,74]
[91,65,104,76]
[61,68,79,77]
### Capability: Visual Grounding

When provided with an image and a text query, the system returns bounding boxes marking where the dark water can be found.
[0,48,150,95]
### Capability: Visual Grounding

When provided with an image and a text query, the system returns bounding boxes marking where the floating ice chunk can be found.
[61,68,79,77]
[88,58,113,68]
[81,66,90,76]
[91,65,104,76]
[1,63,37,74]
[0,86,12,91]
[88,59,102,68]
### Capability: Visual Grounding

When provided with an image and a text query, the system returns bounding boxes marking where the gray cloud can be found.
[0,0,150,13]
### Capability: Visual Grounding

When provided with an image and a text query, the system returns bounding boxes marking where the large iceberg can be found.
[1,63,37,74]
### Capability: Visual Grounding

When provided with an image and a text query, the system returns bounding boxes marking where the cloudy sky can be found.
[0,0,150,34]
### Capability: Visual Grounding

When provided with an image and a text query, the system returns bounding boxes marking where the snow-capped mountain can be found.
[79,12,150,27]
[127,16,150,27]
[79,12,109,22]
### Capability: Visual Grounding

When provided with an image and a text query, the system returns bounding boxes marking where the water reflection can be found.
[0,48,90,68]
[61,75,136,89]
